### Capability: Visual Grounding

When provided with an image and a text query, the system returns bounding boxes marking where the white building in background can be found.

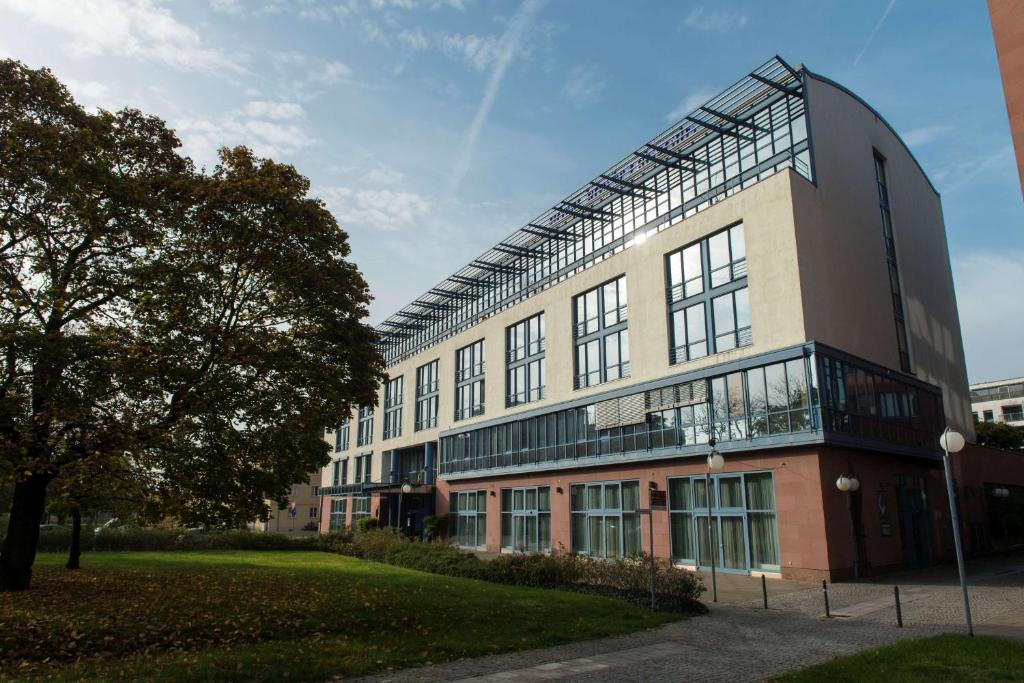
[971,378,1024,426]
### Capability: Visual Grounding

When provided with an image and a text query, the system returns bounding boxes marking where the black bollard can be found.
[762,574,768,609]
[822,579,831,618]
[894,585,903,627]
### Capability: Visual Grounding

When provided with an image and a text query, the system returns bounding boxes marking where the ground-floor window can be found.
[329,498,347,530]
[500,486,551,552]
[669,471,779,572]
[453,490,487,548]
[570,480,641,558]
[351,496,370,525]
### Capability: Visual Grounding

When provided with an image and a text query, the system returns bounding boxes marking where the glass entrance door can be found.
[695,514,748,571]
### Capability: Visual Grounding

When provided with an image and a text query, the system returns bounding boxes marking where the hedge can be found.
[32,526,319,553]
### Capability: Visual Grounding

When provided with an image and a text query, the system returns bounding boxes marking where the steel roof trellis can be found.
[378,56,808,364]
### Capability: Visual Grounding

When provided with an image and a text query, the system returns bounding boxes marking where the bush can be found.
[36,526,94,552]
[354,517,380,533]
[385,541,485,578]
[422,514,448,540]
[482,552,584,589]
[347,527,406,562]
[33,527,320,553]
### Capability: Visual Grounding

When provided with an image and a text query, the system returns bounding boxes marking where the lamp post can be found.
[398,481,413,535]
[836,474,861,579]
[940,427,973,636]
[706,441,724,603]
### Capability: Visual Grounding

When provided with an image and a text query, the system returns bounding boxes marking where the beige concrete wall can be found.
[792,75,974,438]
[259,471,322,535]
[323,170,808,485]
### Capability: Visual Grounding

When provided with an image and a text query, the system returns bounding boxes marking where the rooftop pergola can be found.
[378,56,809,365]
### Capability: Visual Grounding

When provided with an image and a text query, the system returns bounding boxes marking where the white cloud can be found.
[900,125,951,148]
[683,7,749,32]
[934,147,1015,194]
[440,33,502,71]
[0,0,242,73]
[952,249,1024,381]
[176,115,315,168]
[244,101,305,120]
[366,167,405,185]
[665,88,715,122]
[398,27,429,50]
[64,78,110,102]
[449,0,544,191]
[322,187,431,232]
[307,60,352,84]
[561,64,605,106]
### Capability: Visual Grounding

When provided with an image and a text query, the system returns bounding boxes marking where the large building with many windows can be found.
[971,377,1024,427]
[318,57,983,580]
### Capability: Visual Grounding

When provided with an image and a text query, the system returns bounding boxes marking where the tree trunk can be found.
[0,474,51,591]
[66,508,81,570]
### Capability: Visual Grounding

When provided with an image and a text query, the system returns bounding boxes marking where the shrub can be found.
[354,517,380,533]
[36,526,94,552]
[422,514,448,540]
[347,527,406,562]
[385,541,485,578]
[483,552,584,589]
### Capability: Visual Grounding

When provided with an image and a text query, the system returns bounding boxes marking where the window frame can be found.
[573,276,630,389]
[415,359,440,431]
[506,312,547,407]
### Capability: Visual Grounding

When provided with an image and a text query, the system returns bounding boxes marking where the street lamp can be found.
[706,441,723,602]
[836,474,861,578]
[398,481,413,535]
[939,427,973,636]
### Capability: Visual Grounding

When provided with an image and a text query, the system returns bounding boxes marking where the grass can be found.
[773,633,1024,682]
[1,551,678,681]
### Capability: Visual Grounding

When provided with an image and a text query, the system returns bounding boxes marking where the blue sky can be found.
[1,0,1021,382]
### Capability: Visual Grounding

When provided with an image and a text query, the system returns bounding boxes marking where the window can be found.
[357,406,374,447]
[500,486,551,552]
[329,498,347,530]
[351,496,370,524]
[743,359,811,438]
[874,152,911,372]
[574,276,629,388]
[667,224,750,364]
[506,312,546,406]
[335,419,350,452]
[1003,406,1024,422]
[415,359,440,431]
[452,490,487,548]
[455,340,485,421]
[331,458,349,487]
[383,376,403,440]
[569,480,641,558]
[354,453,372,485]
[669,472,779,572]
[984,410,995,423]
[309,507,317,518]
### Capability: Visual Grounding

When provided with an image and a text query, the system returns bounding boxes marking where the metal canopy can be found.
[378,55,807,365]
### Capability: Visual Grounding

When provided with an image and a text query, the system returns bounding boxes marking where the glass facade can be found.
[667,224,750,364]
[351,496,370,524]
[500,486,551,552]
[354,453,372,485]
[331,458,348,486]
[383,376,403,440]
[669,472,779,571]
[415,359,439,431]
[329,498,347,530]
[574,276,629,389]
[335,419,350,452]
[570,480,641,558]
[455,339,485,421]
[452,490,487,548]
[506,312,546,406]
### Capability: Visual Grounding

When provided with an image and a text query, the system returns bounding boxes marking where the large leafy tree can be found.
[0,60,383,590]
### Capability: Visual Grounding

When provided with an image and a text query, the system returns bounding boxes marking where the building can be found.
[319,56,994,581]
[989,0,1024,195]
[257,472,321,535]
[971,377,1024,426]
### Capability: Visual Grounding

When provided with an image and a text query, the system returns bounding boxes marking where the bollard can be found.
[762,574,768,610]
[822,579,831,618]
[894,585,903,628]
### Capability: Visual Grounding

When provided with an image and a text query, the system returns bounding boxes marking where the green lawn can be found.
[1,551,677,682]
[774,633,1024,682]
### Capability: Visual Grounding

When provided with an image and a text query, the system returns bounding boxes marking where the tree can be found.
[975,421,1024,451]
[0,60,384,590]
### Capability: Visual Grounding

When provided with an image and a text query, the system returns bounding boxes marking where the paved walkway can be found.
[353,556,1024,683]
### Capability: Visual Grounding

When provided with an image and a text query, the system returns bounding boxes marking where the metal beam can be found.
[599,174,659,193]
[449,275,498,288]
[429,288,475,300]
[590,180,647,200]
[561,200,615,218]
[750,72,800,96]
[699,106,769,134]
[685,116,753,142]
[493,244,546,259]
[644,144,708,167]
[471,260,523,274]
[523,226,573,241]
[633,151,697,174]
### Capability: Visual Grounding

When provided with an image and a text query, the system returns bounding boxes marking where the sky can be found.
[0,0,1021,383]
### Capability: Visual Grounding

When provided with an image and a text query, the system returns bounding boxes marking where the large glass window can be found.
[669,472,779,572]
[329,498,347,530]
[874,153,911,372]
[455,340,485,421]
[667,224,751,364]
[357,406,374,447]
[335,418,350,452]
[569,480,641,558]
[331,458,348,486]
[500,486,551,553]
[353,453,372,485]
[383,376,403,440]
[574,276,629,388]
[507,313,546,407]
[351,496,370,525]
[415,359,439,431]
[453,490,487,548]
